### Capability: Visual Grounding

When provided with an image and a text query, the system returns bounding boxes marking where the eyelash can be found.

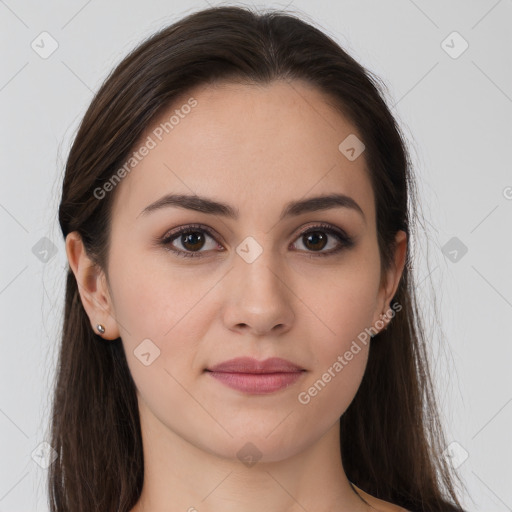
[158,223,354,259]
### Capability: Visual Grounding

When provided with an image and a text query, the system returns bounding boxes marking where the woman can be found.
[49,5,466,511]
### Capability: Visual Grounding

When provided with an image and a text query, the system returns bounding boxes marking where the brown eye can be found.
[159,222,354,259]
[291,223,354,257]
[161,225,221,258]
[179,231,207,252]
[302,231,328,251]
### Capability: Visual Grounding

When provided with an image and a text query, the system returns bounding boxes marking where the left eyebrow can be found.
[137,192,366,224]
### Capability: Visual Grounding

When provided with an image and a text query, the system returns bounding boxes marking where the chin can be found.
[196,424,314,466]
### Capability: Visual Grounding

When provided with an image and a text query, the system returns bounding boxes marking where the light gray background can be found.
[1,1,511,511]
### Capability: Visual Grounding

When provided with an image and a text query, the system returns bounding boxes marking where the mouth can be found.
[204,357,306,394]
[205,370,306,394]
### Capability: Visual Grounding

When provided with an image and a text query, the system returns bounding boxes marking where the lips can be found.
[205,357,306,394]
[206,356,305,373]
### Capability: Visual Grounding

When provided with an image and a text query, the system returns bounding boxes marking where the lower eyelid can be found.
[161,224,353,257]
[294,230,353,255]
[162,228,220,256]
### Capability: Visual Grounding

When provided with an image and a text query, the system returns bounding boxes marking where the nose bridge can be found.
[222,235,294,334]
[234,233,286,299]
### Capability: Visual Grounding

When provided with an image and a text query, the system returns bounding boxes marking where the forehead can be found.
[110,79,375,227]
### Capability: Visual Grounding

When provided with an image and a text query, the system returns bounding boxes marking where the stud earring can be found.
[96,324,105,334]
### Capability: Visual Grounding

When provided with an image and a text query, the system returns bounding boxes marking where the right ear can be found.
[65,231,120,340]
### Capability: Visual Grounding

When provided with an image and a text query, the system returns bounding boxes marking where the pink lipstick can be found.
[205,357,306,394]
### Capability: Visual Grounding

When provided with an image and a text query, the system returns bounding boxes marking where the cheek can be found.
[296,298,373,432]
[308,259,381,354]
[108,246,214,341]
[293,257,379,420]
[294,343,369,441]
[107,250,215,394]
[307,284,375,392]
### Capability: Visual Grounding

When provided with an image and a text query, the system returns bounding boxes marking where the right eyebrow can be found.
[137,192,366,225]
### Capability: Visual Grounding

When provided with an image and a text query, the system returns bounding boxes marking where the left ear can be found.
[373,230,408,331]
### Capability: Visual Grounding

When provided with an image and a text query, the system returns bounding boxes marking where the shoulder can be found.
[352,484,410,512]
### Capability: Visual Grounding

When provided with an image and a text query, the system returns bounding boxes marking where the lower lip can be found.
[206,371,304,394]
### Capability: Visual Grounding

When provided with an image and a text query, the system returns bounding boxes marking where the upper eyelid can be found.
[162,222,350,246]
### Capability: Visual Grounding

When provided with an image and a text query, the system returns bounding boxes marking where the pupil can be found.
[305,232,326,251]
[183,232,204,251]
[180,231,328,253]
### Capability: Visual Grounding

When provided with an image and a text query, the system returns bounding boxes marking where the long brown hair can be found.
[50,5,466,511]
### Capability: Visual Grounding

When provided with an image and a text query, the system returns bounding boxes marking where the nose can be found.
[221,250,295,337]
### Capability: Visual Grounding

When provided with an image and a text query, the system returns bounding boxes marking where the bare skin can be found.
[66,79,407,512]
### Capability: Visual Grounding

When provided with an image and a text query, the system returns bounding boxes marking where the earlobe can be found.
[65,231,120,340]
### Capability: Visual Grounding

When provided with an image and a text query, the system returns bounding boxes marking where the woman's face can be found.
[82,79,405,462]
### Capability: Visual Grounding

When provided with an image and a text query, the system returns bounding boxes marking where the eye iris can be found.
[304,231,327,251]
[182,232,205,251]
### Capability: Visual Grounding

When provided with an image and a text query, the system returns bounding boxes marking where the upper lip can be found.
[206,357,305,373]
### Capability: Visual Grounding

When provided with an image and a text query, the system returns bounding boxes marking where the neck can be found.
[131,399,371,512]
